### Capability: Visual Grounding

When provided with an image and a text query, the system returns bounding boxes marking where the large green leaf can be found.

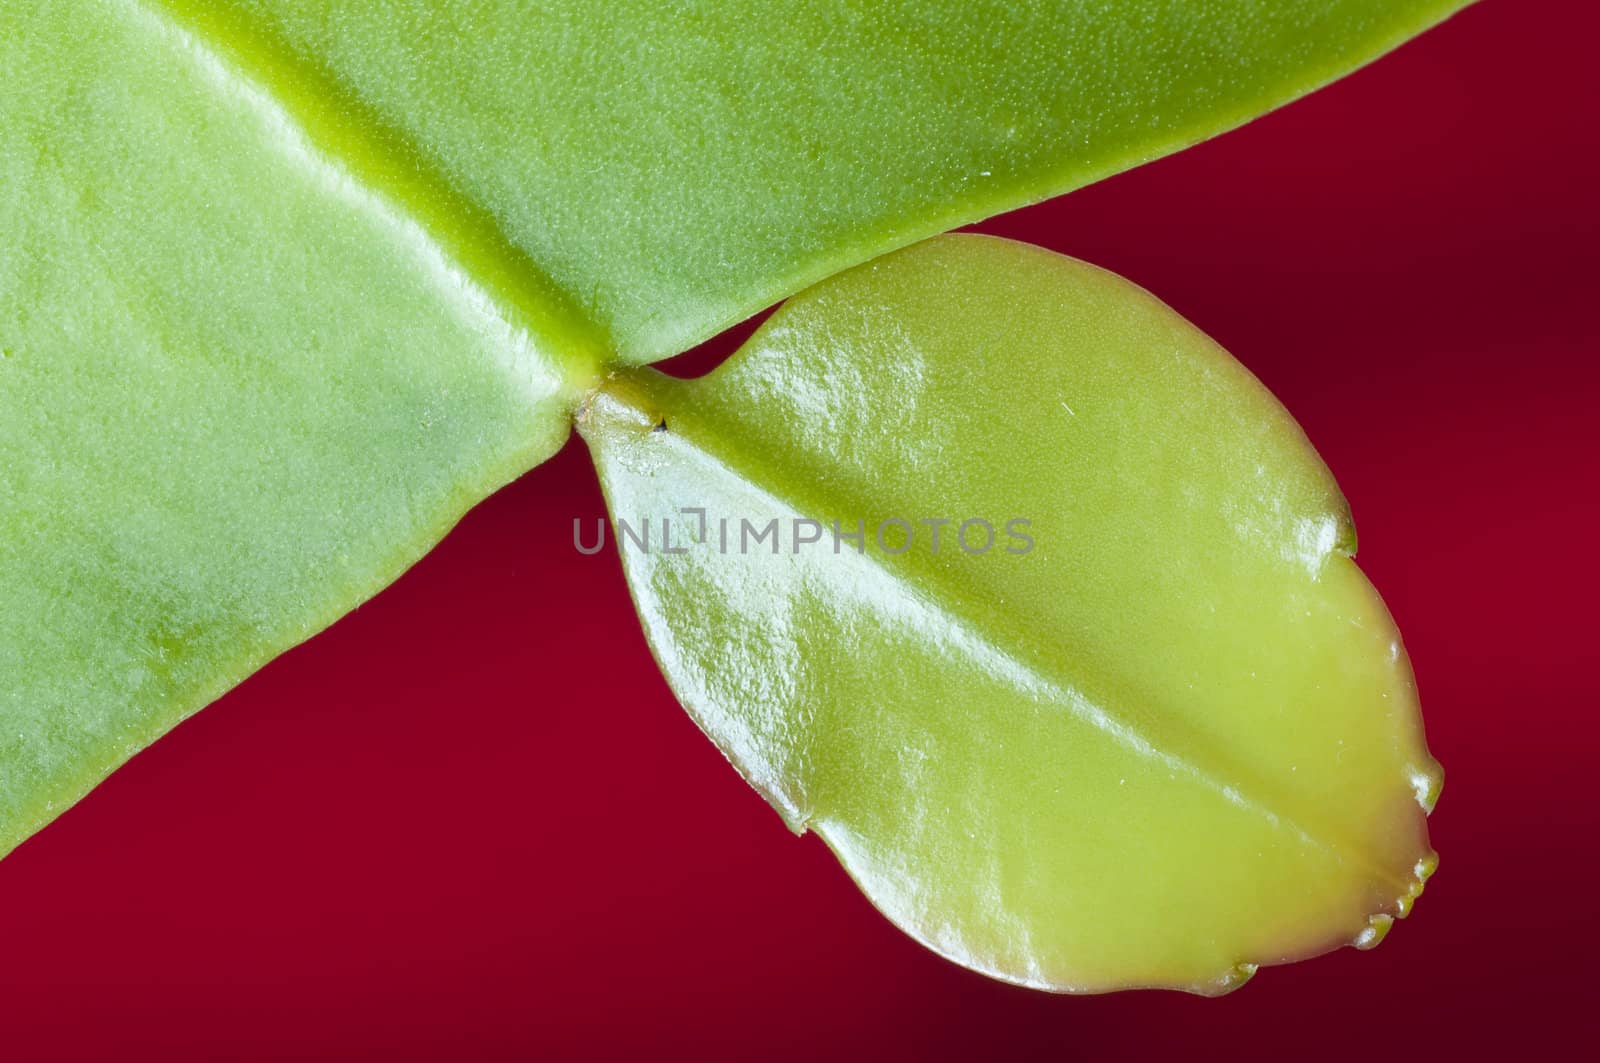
[151,0,1471,364]
[578,235,1440,993]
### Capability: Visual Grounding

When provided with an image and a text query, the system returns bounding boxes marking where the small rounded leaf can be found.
[579,235,1439,993]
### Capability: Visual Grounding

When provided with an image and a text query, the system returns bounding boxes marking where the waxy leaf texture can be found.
[580,236,1439,992]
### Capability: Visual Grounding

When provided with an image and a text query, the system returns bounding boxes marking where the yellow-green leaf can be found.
[578,235,1440,993]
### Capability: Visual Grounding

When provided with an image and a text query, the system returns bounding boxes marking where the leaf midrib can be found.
[129,0,609,402]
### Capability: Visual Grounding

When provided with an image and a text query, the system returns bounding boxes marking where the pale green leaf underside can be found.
[0,0,1462,876]
[579,235,1440,993]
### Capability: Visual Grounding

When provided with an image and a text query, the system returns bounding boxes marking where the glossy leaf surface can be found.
[0,0,579,857]
[579,235,1440,993]
[149,0,1470,364]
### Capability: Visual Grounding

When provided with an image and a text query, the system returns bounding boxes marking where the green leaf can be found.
[578,234,1440,993]
[0,0,583,857]
[149,0,1472,364]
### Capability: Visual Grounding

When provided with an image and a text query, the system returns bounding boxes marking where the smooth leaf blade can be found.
[0,0,582,857]
[155,0,1475,365]
[579,235,1439,992]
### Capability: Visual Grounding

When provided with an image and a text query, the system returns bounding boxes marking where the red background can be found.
[4,1,1595,1057]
